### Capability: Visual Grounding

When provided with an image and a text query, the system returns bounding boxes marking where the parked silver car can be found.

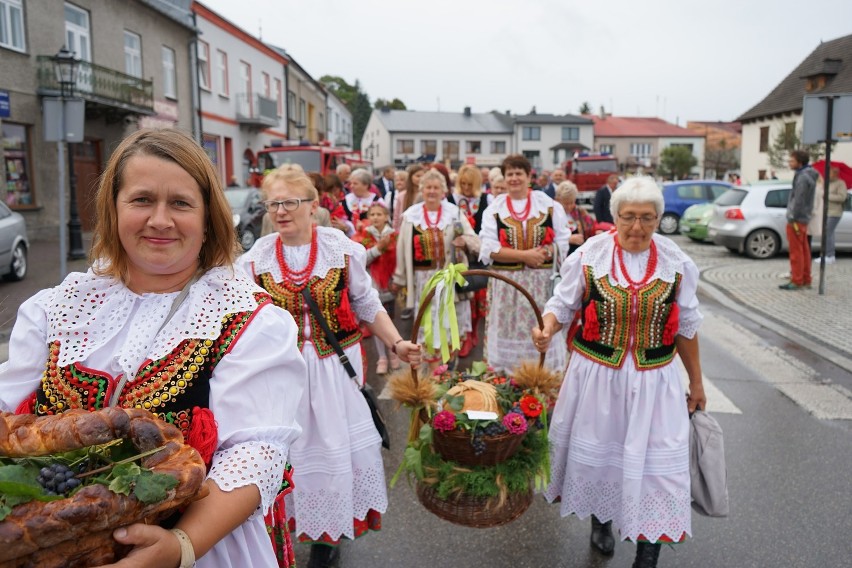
[708,182,852,259]
[0,202,28,280]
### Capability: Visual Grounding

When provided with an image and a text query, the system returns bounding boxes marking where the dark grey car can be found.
[0,202,28,281]
[225,187,265,250]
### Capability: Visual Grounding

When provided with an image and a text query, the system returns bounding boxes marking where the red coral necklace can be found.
[614,234,657,289]
[423,205,442,228]
[277,229,318,290]
[507,190,532,222]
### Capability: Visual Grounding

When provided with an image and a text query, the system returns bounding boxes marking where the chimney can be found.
[464,106,471,117]
[380,106,390,113]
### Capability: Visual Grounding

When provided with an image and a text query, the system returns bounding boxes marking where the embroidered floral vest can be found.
[30,296,268,452]
[571,265,682,370]
[492,208,556,270]
[412,225,445,270]
[257,261,362,357]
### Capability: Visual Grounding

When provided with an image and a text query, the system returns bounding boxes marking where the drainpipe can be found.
[189,11,202,142]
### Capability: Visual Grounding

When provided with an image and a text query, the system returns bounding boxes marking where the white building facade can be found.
[326,90,352,148]
[513,112,595,171]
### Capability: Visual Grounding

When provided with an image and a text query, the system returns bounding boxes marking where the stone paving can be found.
[672,235,852,366]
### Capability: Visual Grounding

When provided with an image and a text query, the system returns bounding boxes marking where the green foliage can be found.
[578,101,592,114]
[133,470,178,504]
[766,123,826,170]
[704,138,740,179]
[320,75,372,151]
[658,146,698,180]
[374,97,407,110]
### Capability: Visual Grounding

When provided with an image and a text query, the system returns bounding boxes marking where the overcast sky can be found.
[202,0,852,125]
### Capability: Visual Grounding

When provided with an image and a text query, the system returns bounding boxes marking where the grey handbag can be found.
[689,410,729,517]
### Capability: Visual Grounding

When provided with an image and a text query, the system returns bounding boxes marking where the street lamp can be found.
[53,47,86,261]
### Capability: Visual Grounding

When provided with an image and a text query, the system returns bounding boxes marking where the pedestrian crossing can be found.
[378,310,852,421]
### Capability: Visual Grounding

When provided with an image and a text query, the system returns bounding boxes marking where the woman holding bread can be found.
[0,129,306,568]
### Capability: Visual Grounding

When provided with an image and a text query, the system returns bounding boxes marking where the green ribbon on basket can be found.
[418,262,468,363]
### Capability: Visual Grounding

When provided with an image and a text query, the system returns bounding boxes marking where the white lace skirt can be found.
[483,267,566,374]
[285,341,388,541]
[413,268,472,350]
[543,353,692,543]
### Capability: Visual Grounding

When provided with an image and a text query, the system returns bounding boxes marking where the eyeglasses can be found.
[262,198,315,213]
[617,214,658,227]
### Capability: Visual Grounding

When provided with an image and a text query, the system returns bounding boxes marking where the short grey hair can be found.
[610,176,664,218]
[419,168,448,192]
[554,180,578,201]
[349,168,373,187]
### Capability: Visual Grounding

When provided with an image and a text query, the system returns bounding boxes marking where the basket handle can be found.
[410,268,546,388]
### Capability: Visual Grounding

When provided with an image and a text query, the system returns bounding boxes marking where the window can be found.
[466,140,481,154]
[522,126,540,141]
[197,40,210,91]
[491,140,506,154]
[630,143,652,157]
[2,122,35,207]
[162,46,176,99]
[318,112,324,134]
[0,0,26,52]
[421,140,437,155]
[759,126,769,152]
[784,122,796,150]
[765,189,789,208]
[64,3,90,61]
[274,78,282,117]
[287,91,296,121]
[124,31,142,77]
[397,139,414,154]
[216,50,228,96]
[299,98,306,124]
[758,169,767,181]
[599,144,614,154]
[238,61,251,116]
[670,143,694,153]
[522,150,541,169]
[442,140,459,161]
[676,185,704,200]
[261,72,270,98]
[561,127,579,141]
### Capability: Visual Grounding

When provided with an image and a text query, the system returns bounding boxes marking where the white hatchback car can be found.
[707,182,852,259]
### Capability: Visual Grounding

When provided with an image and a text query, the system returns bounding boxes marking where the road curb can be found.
[697,275,852,375]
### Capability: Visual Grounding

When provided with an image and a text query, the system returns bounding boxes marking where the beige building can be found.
[276,49,326,144]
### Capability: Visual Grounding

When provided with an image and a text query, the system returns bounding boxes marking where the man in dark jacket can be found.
[593,174,619,224]
[780,149,818,290]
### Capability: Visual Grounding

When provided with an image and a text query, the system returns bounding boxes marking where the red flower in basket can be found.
[519,395,543,418]
[414,235,425,261]
[540,226,555,246]
[433,410,457,433]
[502,412,528,435]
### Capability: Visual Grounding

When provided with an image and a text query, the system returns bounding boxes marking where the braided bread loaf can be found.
[0,408,207,567]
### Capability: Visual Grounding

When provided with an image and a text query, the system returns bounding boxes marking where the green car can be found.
[680,202,715,241]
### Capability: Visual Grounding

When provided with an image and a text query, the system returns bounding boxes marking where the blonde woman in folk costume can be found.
[237,169,421,568]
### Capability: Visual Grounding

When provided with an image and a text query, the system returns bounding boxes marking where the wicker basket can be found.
[416,483,533,528]
[413,269,544,468]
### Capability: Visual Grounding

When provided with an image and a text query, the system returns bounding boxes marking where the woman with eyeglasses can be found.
[237,168,421,568]
[532,177,707,568]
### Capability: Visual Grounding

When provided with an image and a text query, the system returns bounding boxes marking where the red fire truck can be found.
[248,141,371,187]
[563,153,619,206]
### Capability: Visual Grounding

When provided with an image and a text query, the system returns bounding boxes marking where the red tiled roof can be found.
[591,115,700,137]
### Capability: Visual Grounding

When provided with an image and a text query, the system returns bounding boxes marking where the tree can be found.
[658,146,698,180]
[578,101,592,114]
[766,122,825,170]
[704,138,740,180]
[320,75,372,150]
[374,98,407,110]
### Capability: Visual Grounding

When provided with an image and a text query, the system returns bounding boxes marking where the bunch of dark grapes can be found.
[482,422,506,437]
[471,433,487,456]
[37,463,81,496]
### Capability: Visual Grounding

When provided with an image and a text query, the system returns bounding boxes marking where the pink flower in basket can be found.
[433,410,457,433]
[502,412,528,435]
[432,364,449,376]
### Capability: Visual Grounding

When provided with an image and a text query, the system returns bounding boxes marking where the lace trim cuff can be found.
[207,440,288,517]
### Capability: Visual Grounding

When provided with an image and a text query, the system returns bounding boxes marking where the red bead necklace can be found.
[613,234,658,289]
[423,205,442,228]
[507,190,533,222]
[277,229,318,290]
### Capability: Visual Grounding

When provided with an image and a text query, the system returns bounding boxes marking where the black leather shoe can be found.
[307,544,340,568]
[631,542,661,568]
[590,515,615,556]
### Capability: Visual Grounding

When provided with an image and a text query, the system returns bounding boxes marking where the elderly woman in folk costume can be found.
[533,177,707,568]
[340,168,385,236]
[478,154,571,374]
[237,169,420,568]
[391,169,479,370]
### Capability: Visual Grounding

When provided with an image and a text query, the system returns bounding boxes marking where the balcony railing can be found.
[236,93,279,127]
[36,56,154,114]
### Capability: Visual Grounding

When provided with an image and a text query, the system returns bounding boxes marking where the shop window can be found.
[2,122,35,207]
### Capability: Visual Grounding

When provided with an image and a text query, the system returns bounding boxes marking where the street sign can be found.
[802,94,852,143]
[42,98,85,142]
[0,90,9,118]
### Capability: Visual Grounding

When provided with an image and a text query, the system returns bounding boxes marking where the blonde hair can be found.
[456,164,483,198]
[90,128,237,282]
[419,168,448,193]
[554,180,579,201]
[262,168,319,200]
